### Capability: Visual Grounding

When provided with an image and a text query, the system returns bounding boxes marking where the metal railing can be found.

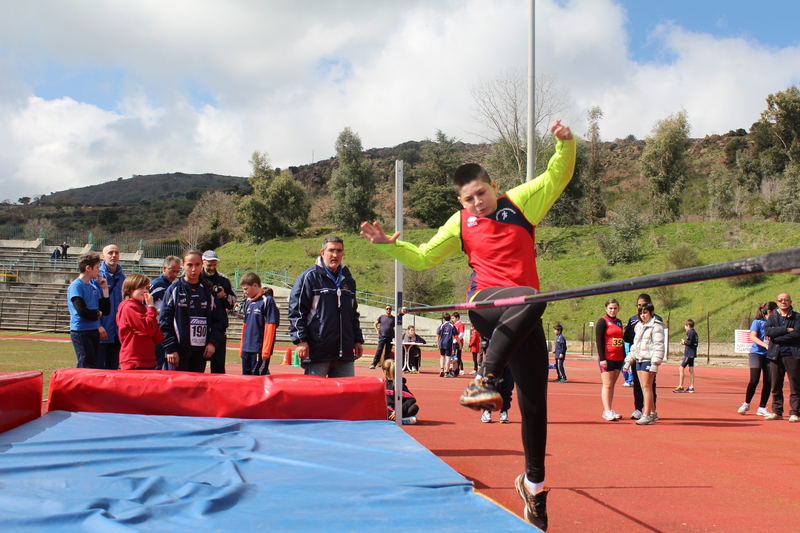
[233,268,433,313]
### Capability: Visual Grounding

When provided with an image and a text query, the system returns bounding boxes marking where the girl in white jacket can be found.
[623,302,665,425]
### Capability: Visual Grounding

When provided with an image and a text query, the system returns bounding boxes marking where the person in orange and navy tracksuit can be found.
[239,273,280,375]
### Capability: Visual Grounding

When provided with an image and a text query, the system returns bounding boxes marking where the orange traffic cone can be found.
[282,348,293,365]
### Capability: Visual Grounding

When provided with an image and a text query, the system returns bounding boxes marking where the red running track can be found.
[398,354,800,533]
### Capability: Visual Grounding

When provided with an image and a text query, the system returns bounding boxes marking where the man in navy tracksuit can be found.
[289,236,364,378]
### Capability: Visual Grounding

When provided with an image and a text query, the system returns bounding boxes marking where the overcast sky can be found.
[2,0,799,203]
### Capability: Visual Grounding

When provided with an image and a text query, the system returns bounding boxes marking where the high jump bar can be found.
[402,246,800,314]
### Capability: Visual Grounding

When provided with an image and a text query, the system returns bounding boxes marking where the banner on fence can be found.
[734,330,751,353]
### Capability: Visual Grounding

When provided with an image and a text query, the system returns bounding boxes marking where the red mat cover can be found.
[0,371,42,433]
[46,369,386,420]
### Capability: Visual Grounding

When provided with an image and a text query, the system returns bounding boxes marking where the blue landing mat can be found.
[0,411,537,532]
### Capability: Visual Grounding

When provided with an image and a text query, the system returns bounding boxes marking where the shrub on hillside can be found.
[596,202,643,265]
[666,243,700,270]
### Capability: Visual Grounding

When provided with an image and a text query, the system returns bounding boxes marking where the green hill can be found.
[216,221,800,343]
[39,172,249,205]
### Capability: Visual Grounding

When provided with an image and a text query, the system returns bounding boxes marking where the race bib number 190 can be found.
[190,317,208,347]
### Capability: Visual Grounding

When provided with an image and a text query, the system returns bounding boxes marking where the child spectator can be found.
[553,325,567,383]
[675,319,699,393]
[437,313,457,377]
[402,325,426,373]
[159,249,223,373]
[452,312,465,375]
[383,359,419,424]
[67,252,110,369]
[239,273,280,375]
[117,274,163,370]
[482,355,514,423]
[469,328,482,375]
[624,302,665,425]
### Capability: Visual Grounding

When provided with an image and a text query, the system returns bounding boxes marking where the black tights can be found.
[469,286,548,483]
[745,363,771,408]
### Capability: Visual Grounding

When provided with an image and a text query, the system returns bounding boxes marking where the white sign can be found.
[734,329,751,353]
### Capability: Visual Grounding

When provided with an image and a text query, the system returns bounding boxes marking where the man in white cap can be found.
[202,250,237,373]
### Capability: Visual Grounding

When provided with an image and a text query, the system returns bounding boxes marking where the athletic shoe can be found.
[612,411,623,420]
[602,410,616,421]
[789,414,800,423]
[459,376,503,411]
[469,370,477,375]
[673,387,685,393]
[738,402,750,415]
[481,410,492,423]
[514,474,549,531]
[631,409,643,420]
[560,378,568,383]
[499,411,509,423]
[622,382,633,387]
[439,370,445,377]
[369,365,376,369]
[401,416,417,425]
[651,412,659,421]
[636,414,654,425]
[460,370,465,375]
[756,407,770,416]
[686,388,695,393]
[765,413,784,421]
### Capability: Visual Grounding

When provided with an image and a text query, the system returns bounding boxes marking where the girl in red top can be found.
[469,328,482,374]
[117,274,163,370]
[596,298,625,421]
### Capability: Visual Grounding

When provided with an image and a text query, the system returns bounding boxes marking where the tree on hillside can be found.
[179,190,240,249]
[408,130,462,228]
[758,85,800,165]
[641,110,691,224]
[542,138,587,227]
[582,106,607,224]
[237,151,310,242]
[326,127,376,232]
[469,69,573,186]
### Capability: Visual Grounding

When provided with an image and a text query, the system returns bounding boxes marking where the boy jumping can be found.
[361,119,575,531]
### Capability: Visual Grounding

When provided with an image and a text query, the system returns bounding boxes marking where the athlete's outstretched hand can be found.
[550,119,573,141]
[360,221,400,245]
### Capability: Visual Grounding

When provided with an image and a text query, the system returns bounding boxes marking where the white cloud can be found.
[1,0,800,202]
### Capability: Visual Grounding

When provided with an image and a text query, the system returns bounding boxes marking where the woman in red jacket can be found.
[596,298,625,421]
[117,274,163,370]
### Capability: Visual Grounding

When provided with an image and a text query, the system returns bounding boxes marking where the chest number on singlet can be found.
[190,317,208,347]
[611,337,624,347]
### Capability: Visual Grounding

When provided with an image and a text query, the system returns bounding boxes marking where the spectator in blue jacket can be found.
[289,236,364,378]
[97,244,126,370]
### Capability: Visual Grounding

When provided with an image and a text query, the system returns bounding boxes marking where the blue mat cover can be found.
[0,411,536,532]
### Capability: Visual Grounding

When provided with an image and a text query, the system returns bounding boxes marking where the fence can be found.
[233,268,435,315]
[0,226,183,257]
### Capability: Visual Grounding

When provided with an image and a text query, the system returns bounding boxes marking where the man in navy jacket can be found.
[764,293,800,422]
[289,236,364,377]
